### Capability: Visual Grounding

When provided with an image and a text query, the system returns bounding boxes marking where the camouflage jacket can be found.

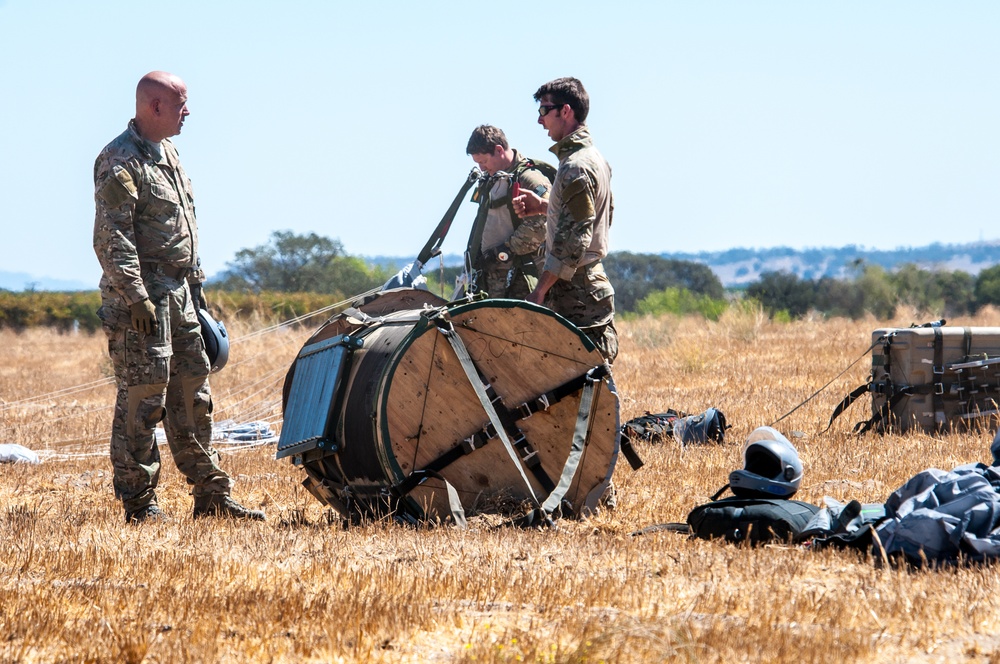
[93,120,204,305]
[542,126,613,281]
[469,150,552,262]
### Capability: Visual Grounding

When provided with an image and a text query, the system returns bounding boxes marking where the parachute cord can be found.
[768,337,883,429]
[234,286,382,342]
[0,285,383,411]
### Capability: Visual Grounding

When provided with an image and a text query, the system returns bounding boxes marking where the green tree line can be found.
[4,231,1000,330]
[746,262,1000,320]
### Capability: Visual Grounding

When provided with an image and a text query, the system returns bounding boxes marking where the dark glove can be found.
[129,299,158,335]
[190,283,208,310]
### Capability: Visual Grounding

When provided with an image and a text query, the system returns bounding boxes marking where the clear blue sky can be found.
[1,1,998,287]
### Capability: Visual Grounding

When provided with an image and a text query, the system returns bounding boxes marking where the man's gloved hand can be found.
[129,299,158,335]
[190,283,208,310]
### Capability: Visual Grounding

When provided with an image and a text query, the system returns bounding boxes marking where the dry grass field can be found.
[4,303,1000,663]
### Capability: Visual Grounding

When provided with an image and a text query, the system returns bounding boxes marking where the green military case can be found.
[868,326,1000,433]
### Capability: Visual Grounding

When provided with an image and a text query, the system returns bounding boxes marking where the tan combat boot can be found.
[193,495,265,521]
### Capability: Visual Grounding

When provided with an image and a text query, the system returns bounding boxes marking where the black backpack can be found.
[687,497,821,545]
[622,408,728,445]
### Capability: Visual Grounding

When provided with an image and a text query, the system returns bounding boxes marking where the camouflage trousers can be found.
[100,274,231,513]
[545,261,618,364]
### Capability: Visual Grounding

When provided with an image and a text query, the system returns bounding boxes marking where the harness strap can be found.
[541,367,601,514]
[391,469,467,528]
[778,334,885,431]
[825,382,873,433]
[854,388,909,434]
[482,382,557,495]
[933,327,945,430]
[406,364,637,484]
[433,317,541,507]
[419,169,482,266]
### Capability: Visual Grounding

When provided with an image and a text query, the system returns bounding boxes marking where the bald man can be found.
[93,71,264,523]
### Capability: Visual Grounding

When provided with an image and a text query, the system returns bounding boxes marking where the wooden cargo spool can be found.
[277,289,620,523]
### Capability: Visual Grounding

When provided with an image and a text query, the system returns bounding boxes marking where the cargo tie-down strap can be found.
[827,325,1000,434]
[430,315,606,525]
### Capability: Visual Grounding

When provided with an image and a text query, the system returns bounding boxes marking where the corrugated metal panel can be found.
[276,335,360,459]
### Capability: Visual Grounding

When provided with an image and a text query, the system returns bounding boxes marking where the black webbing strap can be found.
[482,382,556,494]
[779,334,886,430]
[433,317,541,507]
[825,382,873,433]
[854,388,909,434]
[417,430,492,475]
[392,469,467,528]
[709,483,731,501]
[618,436,644,470]
[541,367,602,514]
[933,327,945,430]
[409,368,621,489]
[418,169,482,266]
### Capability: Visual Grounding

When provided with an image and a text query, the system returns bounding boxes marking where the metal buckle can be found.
[517,394,550,420]
[934,383,944,395]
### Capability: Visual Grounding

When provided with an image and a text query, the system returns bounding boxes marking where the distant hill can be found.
[0,271,92,292]
[670,241,1000,288]
[368,242,1000,289]
[7,241,998,292]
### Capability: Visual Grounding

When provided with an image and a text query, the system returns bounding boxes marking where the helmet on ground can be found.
[197,307,230,373]
[729,426,802,498]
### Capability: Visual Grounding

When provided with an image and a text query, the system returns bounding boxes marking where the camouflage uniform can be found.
[467,151,552,299]
[541,126,617,363]
[93,120,232,515]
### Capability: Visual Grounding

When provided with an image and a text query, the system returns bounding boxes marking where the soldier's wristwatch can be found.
[496,249,510,263]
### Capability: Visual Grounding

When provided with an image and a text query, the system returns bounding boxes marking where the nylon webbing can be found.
[933,327,945,430]
[541,369,600,514]
[392,469,467,528]
[434,318,541,507]
[774,334,886,429]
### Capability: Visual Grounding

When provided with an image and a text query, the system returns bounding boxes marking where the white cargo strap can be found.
[435,318,541,508]
[395,469,467,529]
[541,367,601,515]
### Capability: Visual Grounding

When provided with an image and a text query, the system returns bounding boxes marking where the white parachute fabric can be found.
[0,443,40,464]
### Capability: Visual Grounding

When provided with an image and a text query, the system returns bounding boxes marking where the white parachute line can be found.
[2,287,385,450]
[40,431,110,450]
[220,333,305,373]
[0,300,327,414]
[37,449,108,462]
[228,398,283,425]
[0,377,115,412]
[233,287,379,343]
[214,439,275,452]
[223,395,283,425]
[213,367,288,414]
[5,402,114,430]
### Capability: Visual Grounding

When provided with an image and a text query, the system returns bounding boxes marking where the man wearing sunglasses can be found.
[462,125,554,299]
[513,77,617,364]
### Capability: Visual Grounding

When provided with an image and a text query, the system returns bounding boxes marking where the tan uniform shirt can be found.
[542,126,613,281]
[93,120,204,305]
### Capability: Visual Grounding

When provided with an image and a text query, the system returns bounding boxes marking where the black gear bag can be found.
[686,497,820,545]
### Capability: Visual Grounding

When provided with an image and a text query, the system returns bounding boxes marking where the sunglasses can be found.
[538,104,563,117]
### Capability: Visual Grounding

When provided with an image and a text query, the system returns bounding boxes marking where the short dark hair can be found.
[533,77,589,123]
[466,125,509,155]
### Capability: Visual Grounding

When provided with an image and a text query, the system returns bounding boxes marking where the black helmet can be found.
[197,307,230,373]
[729,427,802,498]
